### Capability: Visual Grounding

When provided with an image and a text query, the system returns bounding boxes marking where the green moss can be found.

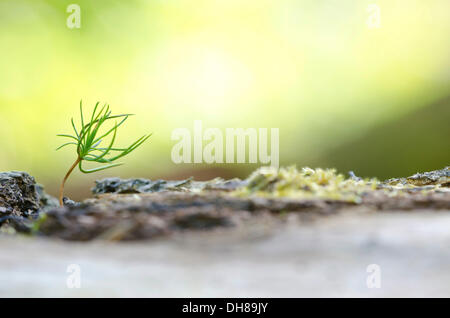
[30,213,48,234]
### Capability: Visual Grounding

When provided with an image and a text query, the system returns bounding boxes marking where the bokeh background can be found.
[0,0,449,200]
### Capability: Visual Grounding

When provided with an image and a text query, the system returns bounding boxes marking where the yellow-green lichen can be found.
[235,166,378,203]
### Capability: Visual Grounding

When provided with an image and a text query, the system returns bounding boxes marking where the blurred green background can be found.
[0,0,449,200]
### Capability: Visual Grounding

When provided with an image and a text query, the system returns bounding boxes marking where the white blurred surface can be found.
[1,210,450,297]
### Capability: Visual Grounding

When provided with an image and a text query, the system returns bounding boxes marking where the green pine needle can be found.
[57,100,151,206]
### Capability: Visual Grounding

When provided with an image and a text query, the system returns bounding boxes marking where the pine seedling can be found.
[56,101,151,206]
